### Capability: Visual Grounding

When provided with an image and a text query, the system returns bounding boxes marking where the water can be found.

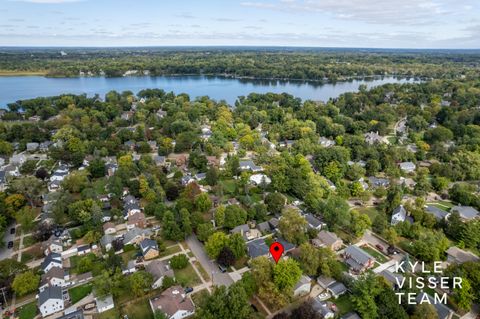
[0,75,416,107]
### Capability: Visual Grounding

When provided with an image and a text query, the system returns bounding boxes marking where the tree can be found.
[206,166,219,186]
[197,223,215,242]
[5,194,26,218]
[12,271,40,296]
[93,270,125,298]
[162,210,183,241]
[214,205,225,228]
[195,193,212,213]
[320,195,351,229]
[180,208,192,238]
[83,230,101,244]
[170,254,189,269]
[10,177,43,207]
[154,311,168,319]
[68,198,102,223]
[298,243,320,276]
[350,273,382,319]
[273,258,302,292]
[228,233,246,259]
[349,211,372,237]
[62,170,90,193]
[291,301,322,319]
[128,271,153,297]
[15,206,36,231]
[223,205,247,229]
[265,192,286,214]
[35,167,49,180]
[19,160,37,175]
[205,231,229,259]
[88,158,106,178]
[453,277,474,311]
[278,207,307,245]
[0,259,27,281]
[411,303,439,319]
[217,246,235,266]
[196,284,252,319]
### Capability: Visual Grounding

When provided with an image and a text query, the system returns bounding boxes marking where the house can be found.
[451,206,480,221]
[368,176,390,188]
[41,253,63,273]
[181,175,194,186]
[123,195,141,219]
[206,156,219,167]
[319,137,335,148]
[344,245,375,273]
[124,140,136,150]
[249,174,271,186]
[327,281,347,299]
[239,160,263,172]
[425,205,450,221]
[293,275,311,297]
[399,161,416,173]
[317,276,336,290]
[391,205,407,225]
[77,245,91,256]
[26,142,39,152]
[149,286,195,319]
[256,221,272,233]
[127,212,146,230]
[43,235,64,256]
[311,299,334,319]
[10,153,27,165]
[106,162,118,177]
[96,295,114,313]
[0,170,6,191]
[380,269,404,289]
[247,238,270,258]
[156,109,167,119]
[278,140,295,148]
[122,260,137,275]
[276,238,296,253]
[100,234,116,251]
[148,141,158,152]
[364,131,384,145]
[416,293,453,319]
[146,260,175,289]
[312,231,343,251]
[194,173,206,181]
[4,165,20,178]
[230,224,250,238]
[445,247,480,264]
[304,213,324,230]
[39,141,53,152]
[39,267,69,292]
[38,286,64,317]
[123,227,152,245]
[57,309,84,319]
[139,239,159,260]
[268,217,279,230]
[103,222,117,235]
[153,155,167,167]
[341,312,362,319]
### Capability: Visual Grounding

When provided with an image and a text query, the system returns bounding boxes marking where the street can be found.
[186,234,233,287]
[0,223,16,261]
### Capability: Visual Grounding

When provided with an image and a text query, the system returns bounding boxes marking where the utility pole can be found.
[0,287,8,310]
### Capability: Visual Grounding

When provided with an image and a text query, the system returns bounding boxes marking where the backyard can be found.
[69,284,93,304]
[120,297,154,319]
[17,302,37,319]
[173,263,202,287]
[361,245,389,264]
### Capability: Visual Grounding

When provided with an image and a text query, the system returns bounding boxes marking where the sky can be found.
[0,0,479,48]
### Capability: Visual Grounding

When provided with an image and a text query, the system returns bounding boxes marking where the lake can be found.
[0,75,417,107]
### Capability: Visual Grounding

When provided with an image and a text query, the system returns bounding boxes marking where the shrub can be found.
[170,254,189,269]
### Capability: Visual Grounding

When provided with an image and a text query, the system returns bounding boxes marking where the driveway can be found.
[0,222,16,261]
[186,235,233,287]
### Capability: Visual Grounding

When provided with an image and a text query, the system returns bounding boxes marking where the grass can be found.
[219,179,237,194]
[193,260,210,281]
[17,301,37,319]
[361,245,389,263]
[120,297,154,319]
[355,206,381,221]
[191,290,210,306]
[22,235,36,248]
[233,256,249,270]
[173,264,202,287]
[331,294,354,316]
[69,284,93,304]
[427,201,454,211]
[97,308,121,319]
[159,245,181,257]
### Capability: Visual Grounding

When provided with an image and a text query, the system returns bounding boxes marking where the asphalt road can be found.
[186,234,233,287]
[0,223,15,261]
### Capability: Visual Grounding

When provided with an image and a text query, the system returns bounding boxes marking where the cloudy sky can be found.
[1,0,479,48]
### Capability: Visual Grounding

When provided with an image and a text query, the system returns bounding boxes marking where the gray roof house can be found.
[425,205,450,220]
[41,253,63,273]
[153,155,166,166]
[256,221,272,233]
[399,161,416,173]
[247,238,270,258]
[100,234,116,251]
[365,131,384,145]
[239,160,263,172]
[304,213,324,230]
[26,142,39,152]
[96,295,115,313]
[391,205,407,225]
[446,247,480,264]
[312,230,343,251]
[416,293,453,319]
[327,281,347,298]
[38,286,64,317]
[368,176,390,188]
[146,260,174,289]
[341,312,362,319]
[344,245,375,273]
[451,206,480,221]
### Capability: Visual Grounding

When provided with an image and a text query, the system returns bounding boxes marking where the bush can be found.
[170,254,189,269]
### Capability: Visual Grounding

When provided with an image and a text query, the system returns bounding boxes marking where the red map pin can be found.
[270,241,284,264]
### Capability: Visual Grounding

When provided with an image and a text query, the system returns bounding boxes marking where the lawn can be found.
[174,264,202,287]
[332,294,354,316]
[96,308,121,319]
[191,290,210,306]
[120,297,154,319]
[427,201,454,211]
[193,260,210,281]
[219,179,237,194]
[361,245,389,263]
[18,301,37,319]
[355,206,381,221]
[69,284,93,304]
[159,245,181,257]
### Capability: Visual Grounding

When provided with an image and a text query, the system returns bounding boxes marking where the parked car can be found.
[218,264,227,273]
[375,244,384,252]
[184,287,193,294]
[7,241,13,249]
[10,227,15,234]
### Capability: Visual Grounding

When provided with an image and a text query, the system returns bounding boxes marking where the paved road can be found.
[0,222,16,261]
[186,234,233,287]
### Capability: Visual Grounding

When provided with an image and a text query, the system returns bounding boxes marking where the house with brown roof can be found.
[149,286,195,319]
[127,212,146,230]
[103,222,117,235]
[312,231,343,251]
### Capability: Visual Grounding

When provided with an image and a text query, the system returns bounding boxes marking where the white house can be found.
[391,205,407,225]
[399,162,416,173]
[39,267,69,292]
[41,253,63,273]
[38,286,64,317]
[293,275,311,297]
[249,174,271,186]
[96,295,115,313]
[149,286,195,319]
[43,236,64,256]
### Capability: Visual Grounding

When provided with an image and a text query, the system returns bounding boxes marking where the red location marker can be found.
[270,241,284,264]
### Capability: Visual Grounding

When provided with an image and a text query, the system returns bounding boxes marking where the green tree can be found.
[273,258,302,293]
[349,211,372,237]
[350,273,381,319]
[265,192,286,214]
[10,177,43,207]
[12,271,40,296]
[214,205,225,228]
[206,166,219,186]
[88,158,106,178]
[411,303,439,319]
[195,193,212,213]
[128,271,153,297]
[298,242,320,276]
[320,195,351,229]
[228,233,246,259]
[205,231,229,259]
[15,206,36,231]
[197,222,215,242]
[223,205,247,229]
[162,210,183,241]
[170,254,189,269]
[453,277,474,311]
[180,208,192,238]
[278,207,307,245]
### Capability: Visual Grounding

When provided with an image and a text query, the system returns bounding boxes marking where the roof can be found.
[96,295,114,310]
[294,275,311,290]
[100,234,115,247]
[41,266,65,282]
[345,245,374,266]
[341,312,362,319]
[304,213,322,228]
[150,286,195,317]
[247,238,270,258]
[316,230,342,246]
[124,227,151,244]
[328,281,347,295]
[146,260,174,280]
[391,205,407,225]
[140,239,158,253]
[268,217,279,228]
[399,162,416,170]
[380,269,404,286]
[41,253,62,270]
[103,222,116,231]
[451,206,480,220]
[276,237,295,252]
[230,224,250,234]
[256,221,271,232]
[38,286,63,305]
[317,276,336,289]
[425,205,450,220]
[368,176,390,187]
[57,310,84,319]
[416,293,453,319]
[446,246,480,263]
